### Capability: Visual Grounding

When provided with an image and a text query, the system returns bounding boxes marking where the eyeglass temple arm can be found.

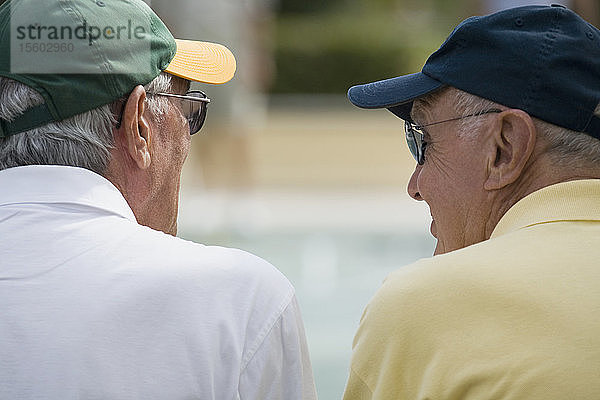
[154,92,211,103]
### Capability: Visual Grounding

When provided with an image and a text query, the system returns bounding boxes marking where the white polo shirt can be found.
[0,165,316,400]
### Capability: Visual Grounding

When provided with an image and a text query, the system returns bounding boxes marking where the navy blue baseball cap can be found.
[348,5,600,140]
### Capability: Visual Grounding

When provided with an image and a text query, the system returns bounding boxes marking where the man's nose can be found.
[407,164,423,201]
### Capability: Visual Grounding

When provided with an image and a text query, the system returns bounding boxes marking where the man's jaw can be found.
[431,219,448,255]
[430,219,437,238]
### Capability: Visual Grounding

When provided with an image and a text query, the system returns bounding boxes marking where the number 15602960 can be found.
[19,42,74,53]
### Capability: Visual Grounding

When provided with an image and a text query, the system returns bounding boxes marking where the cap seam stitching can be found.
[130,0,175,70]
[523,11,561,117]
[60,0,120,111]
[0,0,10,58]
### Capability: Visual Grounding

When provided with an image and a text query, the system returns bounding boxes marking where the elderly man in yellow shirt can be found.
[345,5,600,399]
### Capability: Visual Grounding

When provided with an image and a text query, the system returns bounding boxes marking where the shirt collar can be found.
[0,165,136,222]
[491,179,600,239]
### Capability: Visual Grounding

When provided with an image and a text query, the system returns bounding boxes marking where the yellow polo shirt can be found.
[344,180,600,400]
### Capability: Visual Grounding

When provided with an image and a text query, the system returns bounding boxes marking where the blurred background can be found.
[149,0,599,398]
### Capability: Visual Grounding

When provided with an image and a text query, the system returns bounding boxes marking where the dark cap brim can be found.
[347,72,444,121]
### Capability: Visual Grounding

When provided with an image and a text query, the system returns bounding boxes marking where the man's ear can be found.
[116,85,152,170]
[484,109,536,190]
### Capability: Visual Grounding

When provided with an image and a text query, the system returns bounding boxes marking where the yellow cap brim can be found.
[164,39,236,84]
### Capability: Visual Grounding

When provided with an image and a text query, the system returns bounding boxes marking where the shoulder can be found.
[110,223,298,341]
[376,234,521,305]
[96,220,295,319]
[133,224,293,297]
[349,241,511,396]
[376,224,564,312]
[358,238,517,341]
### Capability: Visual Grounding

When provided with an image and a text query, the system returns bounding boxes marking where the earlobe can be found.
[118,85,152,170]
[484,110,536,190]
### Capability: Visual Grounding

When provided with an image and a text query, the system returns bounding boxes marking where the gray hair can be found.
[414,86,600,168]
[0,73,173,175]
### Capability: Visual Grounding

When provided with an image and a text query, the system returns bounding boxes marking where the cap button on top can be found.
[514,17,524,27]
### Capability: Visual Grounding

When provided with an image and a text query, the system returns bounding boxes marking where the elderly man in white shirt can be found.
[0,1,316,399]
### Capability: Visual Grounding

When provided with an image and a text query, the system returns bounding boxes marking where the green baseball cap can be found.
[0,0,236,138]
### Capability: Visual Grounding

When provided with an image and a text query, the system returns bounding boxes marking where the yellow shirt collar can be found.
[491,179,600,239]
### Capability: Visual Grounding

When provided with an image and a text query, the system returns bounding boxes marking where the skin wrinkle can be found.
[104,75,193,236]
[409,93,485,254]
[409,92,524,254]
[410,104,431,127]
[409,88,600,255]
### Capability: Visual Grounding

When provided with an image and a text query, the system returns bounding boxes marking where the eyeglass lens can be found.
[404,120,424,165]
[182,91,208,135]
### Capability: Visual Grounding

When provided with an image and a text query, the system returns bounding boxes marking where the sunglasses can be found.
[153,91,210,135]
[404,108,502,165]
[115,90,211,135]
